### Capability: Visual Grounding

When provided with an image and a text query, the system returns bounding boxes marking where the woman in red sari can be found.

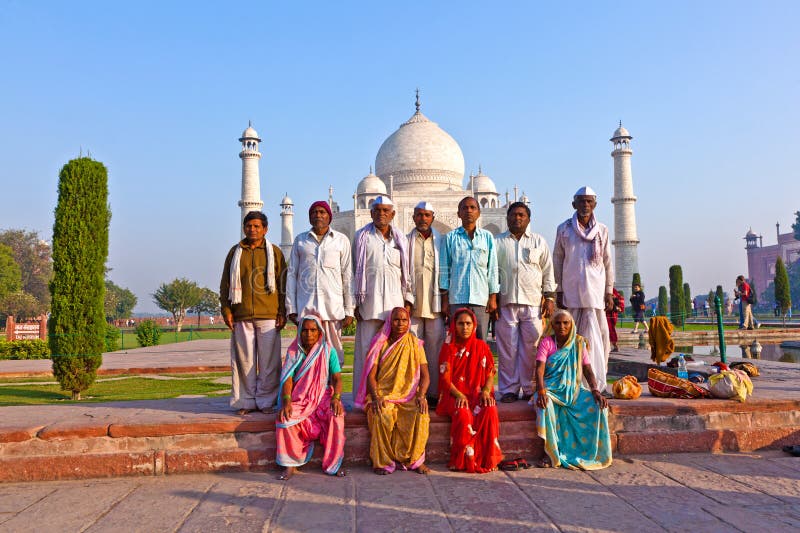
[436,307,503,473]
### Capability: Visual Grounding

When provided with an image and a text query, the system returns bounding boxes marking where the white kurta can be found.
[286,229,354,321]
[553,215,613,392]
[353,225,409,321]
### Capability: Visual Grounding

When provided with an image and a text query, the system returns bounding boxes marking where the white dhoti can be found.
[495,304,543,396]
[354,318,383,399]
[570,308,610,392]
[321,319,344,365]
[410,315,446,396]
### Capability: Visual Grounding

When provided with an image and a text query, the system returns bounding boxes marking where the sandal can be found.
[336,469,347,477]
[535,457,552,468]
[500,393,518,403]
[782,445,800,457]
[514,457,531,469]
[236,408,254,416]
[499,459,521,471]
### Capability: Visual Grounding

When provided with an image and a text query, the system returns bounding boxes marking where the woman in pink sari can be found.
[276,312,345,480]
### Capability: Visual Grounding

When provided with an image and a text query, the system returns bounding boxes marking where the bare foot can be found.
[278,467,295,480]
[415,464,431,475]
[336,469,347,477]
[261,406,277,414]
[535,456,552,468]
[236,408,253,416]
[373,468,390,475]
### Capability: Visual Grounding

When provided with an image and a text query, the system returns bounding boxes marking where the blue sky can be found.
[1,1,798,312]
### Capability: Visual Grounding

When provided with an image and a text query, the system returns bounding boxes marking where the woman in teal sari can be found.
[534,308,612,470]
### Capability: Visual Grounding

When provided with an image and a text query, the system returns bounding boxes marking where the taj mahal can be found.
[236,92,641,296]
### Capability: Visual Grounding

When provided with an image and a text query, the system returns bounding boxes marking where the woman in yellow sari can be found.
[355,307,431,475]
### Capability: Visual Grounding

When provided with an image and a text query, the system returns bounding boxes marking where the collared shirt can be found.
[439,226,499,306]
[553,216,613,309]
[286,228,354,321]
[495,229,555,307]
[354,225,409,321]
[412,232,436,318]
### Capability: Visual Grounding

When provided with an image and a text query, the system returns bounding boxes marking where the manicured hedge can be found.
[0,339,51,360]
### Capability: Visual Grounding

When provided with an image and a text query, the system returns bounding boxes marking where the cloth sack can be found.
[730,361,759,377]
[708,369,753,402]
[612,375,642,399]
[647,368,710,399]
[648,317,674,364]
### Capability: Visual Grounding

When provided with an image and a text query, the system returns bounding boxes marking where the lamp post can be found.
[715,295,727,363]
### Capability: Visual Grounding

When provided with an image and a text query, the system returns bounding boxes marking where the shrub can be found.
[104,323,121,352]
[135,320,161,347]
[0,339,51,360]
[669,265,685,326]
[50,157,109,400]
[342,319,357,337]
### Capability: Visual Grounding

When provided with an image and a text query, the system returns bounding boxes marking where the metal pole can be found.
[715,295,726,363]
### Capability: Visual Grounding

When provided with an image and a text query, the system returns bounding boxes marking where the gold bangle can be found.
[282,394,291,401]
[332,393,341,400]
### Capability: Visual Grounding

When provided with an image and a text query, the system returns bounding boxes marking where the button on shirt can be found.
[439,227,499,306]
[496,229,555,307]
[412,232,437,318]
[286,229,354,321]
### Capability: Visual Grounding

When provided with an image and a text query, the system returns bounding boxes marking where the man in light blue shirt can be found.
[439,196,499,339]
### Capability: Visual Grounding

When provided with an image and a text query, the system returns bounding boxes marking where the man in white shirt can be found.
[353,196,413,396]
[553,186,614,392]
[495,202,555,403]
[286,200,354,364]
[407,201,445,405]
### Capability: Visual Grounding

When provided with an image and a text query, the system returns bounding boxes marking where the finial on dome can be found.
[369,164,373,175]
[619,120,622,127]
[415,88,420,113]
[478,164,483,175]
[249,119,252,127]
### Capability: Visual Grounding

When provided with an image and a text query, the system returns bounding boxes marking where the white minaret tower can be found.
[238,122,264,233]
[610,121,640,298]
[280,193,294,259]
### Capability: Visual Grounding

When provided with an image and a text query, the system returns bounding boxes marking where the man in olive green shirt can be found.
[220,211,287,415]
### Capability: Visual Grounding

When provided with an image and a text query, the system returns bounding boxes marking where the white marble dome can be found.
[471,169,498,194]
[240,125,260,140]
[611,124,631,139]
[357,171,387,195]
[375,105,465,192]
[281,193,293,205]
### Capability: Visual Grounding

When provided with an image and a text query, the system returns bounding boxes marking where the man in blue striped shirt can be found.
[439,197,499,339]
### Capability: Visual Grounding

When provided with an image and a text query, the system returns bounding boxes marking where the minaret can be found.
[610,121,640,297]
[280,193,294,259]
[238,122,264,233]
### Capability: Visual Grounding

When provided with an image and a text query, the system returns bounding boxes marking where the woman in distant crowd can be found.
[436,308,503,473]
[276,313,345,480]
[534,309,612,470]
[629,284,649,334]
[356,307,431,475]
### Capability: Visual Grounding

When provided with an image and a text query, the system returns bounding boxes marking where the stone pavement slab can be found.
[2,452,799,533]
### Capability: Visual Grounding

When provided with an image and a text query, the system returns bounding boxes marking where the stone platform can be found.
[1,389,798,483]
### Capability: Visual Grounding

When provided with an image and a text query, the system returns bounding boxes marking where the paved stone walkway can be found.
[1,452,798,532]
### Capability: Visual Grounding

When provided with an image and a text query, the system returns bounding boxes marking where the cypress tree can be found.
[632,272,642,289]
[683,282,692,318]
[775,257,792,316]
[657,286,668,316]
[669,265,685,326]
[49,157,110,400]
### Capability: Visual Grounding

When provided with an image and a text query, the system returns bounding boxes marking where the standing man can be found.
[553,187,614,392]
[407,201,446,405]
[353,196,413,395]
[495,202,555,403]
[286,200,354,363]
[735,275,757,330]
[440,196,499,340]
[220,211,287,415]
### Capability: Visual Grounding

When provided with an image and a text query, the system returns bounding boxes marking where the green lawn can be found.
[117,324,299,350]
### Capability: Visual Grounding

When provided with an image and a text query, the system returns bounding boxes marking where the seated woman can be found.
[534,308,612,470]
[276,312,345,480]
[436,308,503,473]
[355,307,431,475]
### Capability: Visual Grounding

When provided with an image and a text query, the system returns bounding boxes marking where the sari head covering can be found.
[277,311,334,427]
[354,306,422,409]
[436,307,495,415]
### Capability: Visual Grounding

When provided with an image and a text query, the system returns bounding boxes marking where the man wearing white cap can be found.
[407,201,446,405]
[352,196,414,396]
[553,187,614,393]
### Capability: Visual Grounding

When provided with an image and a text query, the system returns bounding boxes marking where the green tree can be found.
[793,211,800,241]
[657,286,668,316]
[188,287,221,327]
[775,257,792,319]
[668,265,685,326]
[632,272,642,289]
[0,229,53,310]
[152,278,201,332]
[1,290,41,320]
[683,282,692,318]
[0,243,22,303]
[49,158,110,400]
[104,279,138,322]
